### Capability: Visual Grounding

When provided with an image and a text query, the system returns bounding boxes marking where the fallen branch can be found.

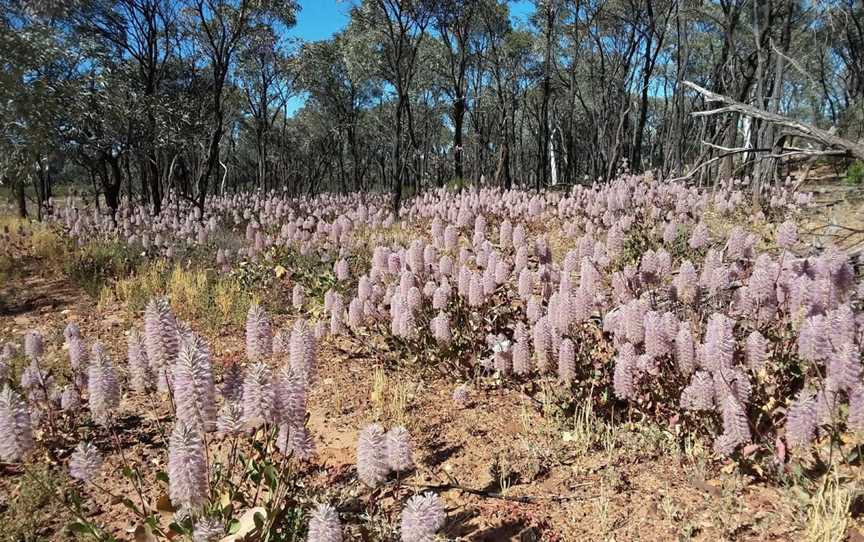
[683,81,864,161]
[769,148,848,159]
[409,482,599,504]
[700,140,771,154]
[666,147,759,183]
[1,462,24,475]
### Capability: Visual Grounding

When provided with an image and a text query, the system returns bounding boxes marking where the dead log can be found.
[683,81,864,161]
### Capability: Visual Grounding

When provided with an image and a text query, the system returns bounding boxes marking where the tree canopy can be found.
[3,0,863,218]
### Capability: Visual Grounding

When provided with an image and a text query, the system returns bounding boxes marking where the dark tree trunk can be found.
[90,168,101,211]
[392,94,406,218]
[349,126,362,190]
[453,95,465,181]
[537,2,556,190]
[147,159,162,215]
[197,110,223,218]
[16,180,27,218]
[104,154,123,221]
[33,164,44,222]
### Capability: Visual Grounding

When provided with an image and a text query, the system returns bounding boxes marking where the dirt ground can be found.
[2,249,854,542]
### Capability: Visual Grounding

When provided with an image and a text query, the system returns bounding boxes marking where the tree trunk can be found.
[196,65,228,218]
[90,167,101,211]
[392,95,405,218]
[453,95,465,181]
[256,125,266,191]
[104,154,123,221]
[633,38,655,170]
[718,115,738,180]
[33,163,44,222]
[16,180,27,218]
[197,119,222,217]
[537,2,556,190]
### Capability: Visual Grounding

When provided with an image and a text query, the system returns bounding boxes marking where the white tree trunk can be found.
[549,124,558,186]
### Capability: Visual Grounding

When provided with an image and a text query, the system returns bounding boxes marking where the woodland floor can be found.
[0,256,857,542]
[3,181,864,541]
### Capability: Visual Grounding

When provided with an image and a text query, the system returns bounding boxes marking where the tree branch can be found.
[683,80,864,160]
[408,482,599,504]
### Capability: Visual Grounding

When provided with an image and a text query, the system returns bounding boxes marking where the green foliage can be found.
[845,160,864,185]
[229,260,278,291]
[445,176,467,192]
[207,427,308,542]
[385,294,493,376]
[271,246,339,306]
[612,224,658,271]
[5,466,74,541]
[63,240,145,297]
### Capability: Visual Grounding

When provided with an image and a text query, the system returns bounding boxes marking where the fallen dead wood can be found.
[683,81,864,161]
[410,482,600,504]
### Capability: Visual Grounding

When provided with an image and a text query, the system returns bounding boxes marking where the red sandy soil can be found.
[0,254,855,541]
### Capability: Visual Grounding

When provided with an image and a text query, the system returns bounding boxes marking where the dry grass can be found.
[564,394,617,459]
[801,195,864,252]
[101,260,167,314]
[0,217,64,279]
[805,472,853,542]
[101,262,251,330]
[370,367,412,428]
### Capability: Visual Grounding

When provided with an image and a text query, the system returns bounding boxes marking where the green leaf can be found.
[122,498,142,516]
[145,515,160,531]
[253,511,266,531]
[68,488,82,508]
[263,464,278,489]
[67,521,94,534]
[169,518,193,536]
[155,471,169,484]
[228,519,242,535]
[221,502,234,518]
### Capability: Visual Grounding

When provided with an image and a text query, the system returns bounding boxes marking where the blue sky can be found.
[285,0,534,116]
[289,0,352,42]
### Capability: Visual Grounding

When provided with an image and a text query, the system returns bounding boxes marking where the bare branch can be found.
[683,80,864,160]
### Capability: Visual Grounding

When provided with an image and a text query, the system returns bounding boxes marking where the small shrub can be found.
[214,277,250,327]
[29,226,64,262]
[845,160,864,185]
[64,240,145,296]
[7,466,72,541]
[104,261,167,314]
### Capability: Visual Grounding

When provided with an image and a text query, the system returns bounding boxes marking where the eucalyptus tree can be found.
[479,1,532,188]
[72,0,178,214]
[626,0,674,171]
[431,0,483,183]
[0,1,78,219]
[819,1,863,138]
[236,25,294,192]
[297,32,376,192]
[348,0,434,216]
[183,0,299,215]
[531,0,560,189]
[63,63,146,219]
